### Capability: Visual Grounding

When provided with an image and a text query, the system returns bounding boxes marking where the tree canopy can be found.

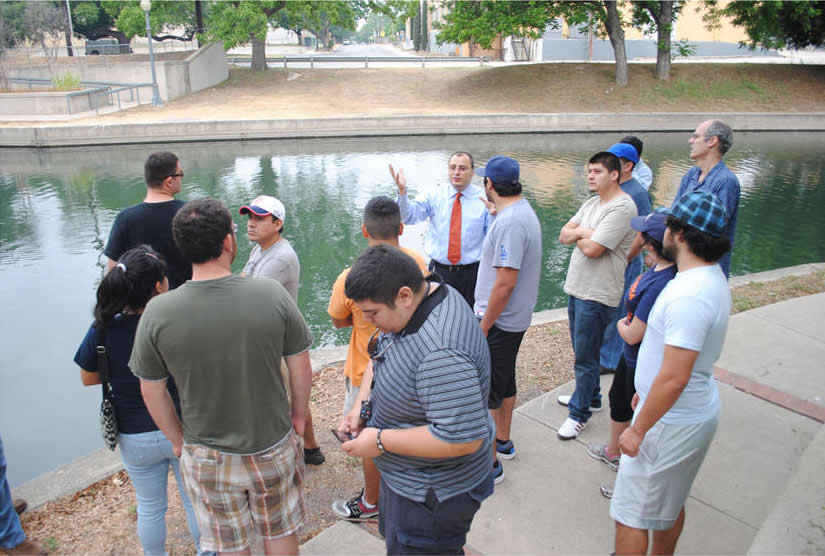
[721,0,825,50]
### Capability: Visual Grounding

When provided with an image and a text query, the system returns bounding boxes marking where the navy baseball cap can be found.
[663,191,728,237]
[474,156,520,185]
[630,209,668,244]
[607,143,639,164]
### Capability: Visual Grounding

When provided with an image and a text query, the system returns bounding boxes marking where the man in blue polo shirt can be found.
[673,120,740,277]
[390,152,491,307]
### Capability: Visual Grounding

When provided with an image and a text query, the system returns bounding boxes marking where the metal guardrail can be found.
[227,55,488,68]
[7,77,153,114]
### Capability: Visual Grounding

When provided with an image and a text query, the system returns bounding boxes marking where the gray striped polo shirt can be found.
[368,280,494,503]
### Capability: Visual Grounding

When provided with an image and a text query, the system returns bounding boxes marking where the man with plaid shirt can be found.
[610,191,732,555]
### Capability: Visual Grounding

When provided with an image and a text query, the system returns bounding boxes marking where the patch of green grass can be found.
[128,503,137,519]
[51,72,81,91]
[646,76,771,102]
[43,537,59,552]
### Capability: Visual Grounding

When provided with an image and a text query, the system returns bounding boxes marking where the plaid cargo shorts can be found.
[180,431,305,553]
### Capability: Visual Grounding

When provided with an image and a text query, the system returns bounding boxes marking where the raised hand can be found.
[389,164,407,195]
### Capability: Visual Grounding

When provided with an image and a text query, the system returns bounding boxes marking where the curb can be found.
[2,112,825,148]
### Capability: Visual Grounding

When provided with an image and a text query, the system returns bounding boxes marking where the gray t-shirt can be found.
[130,274,314,454]
[563,193,636,307]
[242,238,300,302]
[473,198,542,332]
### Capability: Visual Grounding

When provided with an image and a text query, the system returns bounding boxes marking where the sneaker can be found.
[13,498,28,515]
[599,365,615,375]
[587,443,620,471]
[600,483,613,499]
[557,417,587,440]
[304,447,326,466]
[332,489,379,520]
[557,394,602,412]
[495,438,516,460]
[492,461,504,485]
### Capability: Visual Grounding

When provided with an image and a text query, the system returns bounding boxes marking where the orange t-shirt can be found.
[327,247,428,386]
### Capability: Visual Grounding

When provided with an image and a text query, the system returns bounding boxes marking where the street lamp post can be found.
[140,0,162,107]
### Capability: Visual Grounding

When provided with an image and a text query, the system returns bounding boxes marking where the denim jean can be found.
[568,296,618,423]
[0,435,26,550]
[600,256,643,371]
[119,430,205,556]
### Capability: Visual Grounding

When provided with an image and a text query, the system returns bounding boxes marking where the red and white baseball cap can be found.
[239,195,285,222]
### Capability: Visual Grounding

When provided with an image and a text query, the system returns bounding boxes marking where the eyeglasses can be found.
[367,329,395,362]
[167,172,185,179]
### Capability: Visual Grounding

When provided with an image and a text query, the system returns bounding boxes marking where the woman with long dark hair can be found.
[73,245,202,555]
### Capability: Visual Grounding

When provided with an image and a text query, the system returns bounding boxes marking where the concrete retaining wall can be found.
[3,42,227,106]
[187,42,229,93]
[540,38,778,61]
[2,112,824,148]
[0,89,111,115]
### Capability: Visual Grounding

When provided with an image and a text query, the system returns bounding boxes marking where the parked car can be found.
[342,39,351,45]
[86,38,132,56]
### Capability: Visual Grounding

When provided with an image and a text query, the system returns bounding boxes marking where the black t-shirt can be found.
[104,200,191,289]
[74,314,183,435]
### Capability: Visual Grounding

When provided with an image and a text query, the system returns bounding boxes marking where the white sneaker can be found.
[556,394,602,412]
[558,417,588,440]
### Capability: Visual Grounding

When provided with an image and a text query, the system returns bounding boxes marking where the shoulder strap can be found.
[96,326,113,397]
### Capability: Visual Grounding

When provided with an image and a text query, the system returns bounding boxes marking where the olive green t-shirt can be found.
[130,274,313,454]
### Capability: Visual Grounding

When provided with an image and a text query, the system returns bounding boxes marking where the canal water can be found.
[2,131,824,487]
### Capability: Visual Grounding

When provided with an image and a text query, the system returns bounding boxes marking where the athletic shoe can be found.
[600,483,613,499]
[304,447,326,465]
[599,365,615,375]
[587,443,620,471]
[13,498,27,515]
[332,489,379,520]
[495,438,516,460]
[492,461,504,485]
[556,394,602,412]
[557,417,587,440]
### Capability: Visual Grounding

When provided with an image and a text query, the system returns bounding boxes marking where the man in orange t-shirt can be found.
[328,196,427,521]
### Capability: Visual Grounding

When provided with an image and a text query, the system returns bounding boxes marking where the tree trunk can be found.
[251,35,267,70]
[297,30,303,46]
[64,0,74,57]
[603,0,628,86]
[194,0,204,34]
[655,1,673,80]
[421,0,428,52]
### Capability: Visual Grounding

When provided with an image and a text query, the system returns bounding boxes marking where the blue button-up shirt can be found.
[674,161,740,277]
[397,183,490,265]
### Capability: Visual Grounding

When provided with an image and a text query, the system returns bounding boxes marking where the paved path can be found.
[302,290,825,555]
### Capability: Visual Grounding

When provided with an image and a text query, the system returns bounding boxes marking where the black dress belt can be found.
[430,260,480,272]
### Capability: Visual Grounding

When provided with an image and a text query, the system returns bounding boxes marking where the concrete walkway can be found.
[302,290,825,555]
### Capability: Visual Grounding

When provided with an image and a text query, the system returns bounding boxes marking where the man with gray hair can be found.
[673,120,740,277]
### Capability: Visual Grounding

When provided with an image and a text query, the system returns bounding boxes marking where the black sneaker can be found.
[304,447,325,465]
[332,489,379,520]
[599,365,615,375]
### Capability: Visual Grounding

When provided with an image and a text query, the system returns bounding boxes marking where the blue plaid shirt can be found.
[674,161,740,277]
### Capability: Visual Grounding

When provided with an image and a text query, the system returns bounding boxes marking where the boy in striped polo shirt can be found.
[338,244,494,555]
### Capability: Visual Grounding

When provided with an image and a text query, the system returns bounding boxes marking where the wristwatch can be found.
[376,429,386,453]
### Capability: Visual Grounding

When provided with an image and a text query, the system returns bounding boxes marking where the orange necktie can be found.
[448,193,462,264]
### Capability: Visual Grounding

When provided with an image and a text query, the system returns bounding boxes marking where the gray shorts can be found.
[610,413,719,531]
[343,377,361,414]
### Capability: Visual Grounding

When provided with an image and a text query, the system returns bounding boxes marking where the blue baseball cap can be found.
[662,191,728,237]
[631,209,668,244]
[474,156,520,185]
[607,143,639,164]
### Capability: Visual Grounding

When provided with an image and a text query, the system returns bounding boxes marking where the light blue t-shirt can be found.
[473,198,542,332]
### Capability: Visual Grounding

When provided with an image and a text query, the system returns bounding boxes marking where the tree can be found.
[22,1,68,77]
[436,0,630,85]
[205,1,286,70]
[102,0,201,42]
[0,1,26,88]
[420,0,428,51]
[412,5,421,50]
[630,1,681,80]
[721,1,825,50]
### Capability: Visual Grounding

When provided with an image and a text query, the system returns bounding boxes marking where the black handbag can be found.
[97,327,119,451]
